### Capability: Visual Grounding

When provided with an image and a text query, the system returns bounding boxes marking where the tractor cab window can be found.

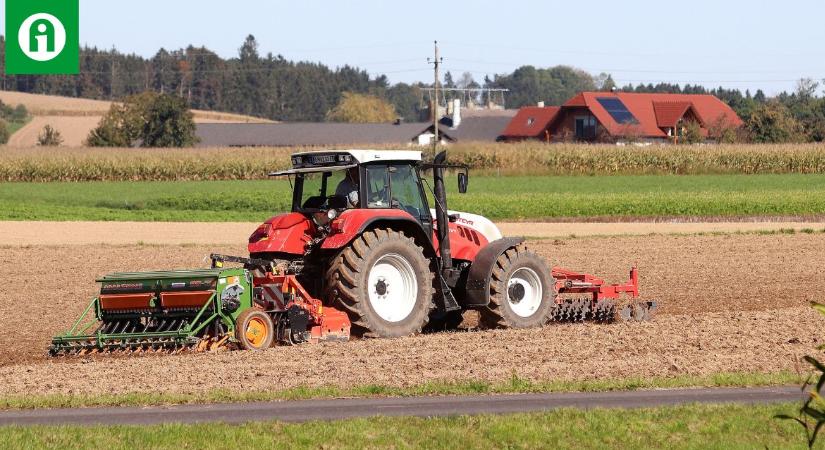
[297,170,345,210]
[365,164,428,220]
[390,164,427,218]
[365,166,390,208]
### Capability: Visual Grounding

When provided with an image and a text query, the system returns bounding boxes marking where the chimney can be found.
[537,101,545,108]
[451,98,461,128]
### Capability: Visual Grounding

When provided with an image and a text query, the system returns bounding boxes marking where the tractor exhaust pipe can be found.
[433,151,452,269]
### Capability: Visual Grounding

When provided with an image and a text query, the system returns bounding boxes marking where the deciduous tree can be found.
[87,92,197,147]
[746,102,803,143]
[326,92,397,123]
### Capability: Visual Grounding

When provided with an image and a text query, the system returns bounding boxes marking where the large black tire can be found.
[325,229,434,338]
[234,309,274,350]
[479,244,555,329]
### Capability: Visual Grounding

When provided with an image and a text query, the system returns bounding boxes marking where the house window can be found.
[527,117,535,126]
[575,116,597,139]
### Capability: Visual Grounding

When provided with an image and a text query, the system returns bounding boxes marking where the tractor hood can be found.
[432,209,502,243]
[248,212,314,256]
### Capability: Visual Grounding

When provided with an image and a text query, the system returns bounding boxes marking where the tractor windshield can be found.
[295,170,347,211]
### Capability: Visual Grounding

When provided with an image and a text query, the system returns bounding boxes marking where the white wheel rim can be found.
[507,267,543,318]
[368,253,418,322]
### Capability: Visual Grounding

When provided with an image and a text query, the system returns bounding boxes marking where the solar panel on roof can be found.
[596,97,638,124]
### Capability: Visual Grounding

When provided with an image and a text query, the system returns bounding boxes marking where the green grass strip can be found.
[0,402,811,449]
[0,371,802,410]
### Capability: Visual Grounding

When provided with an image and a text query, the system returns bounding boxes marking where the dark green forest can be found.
[1,34,824,141]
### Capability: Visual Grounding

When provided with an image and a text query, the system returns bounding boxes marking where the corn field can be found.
[3,143,825,182]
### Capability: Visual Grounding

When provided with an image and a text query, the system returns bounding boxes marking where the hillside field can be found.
[0,91,274,147]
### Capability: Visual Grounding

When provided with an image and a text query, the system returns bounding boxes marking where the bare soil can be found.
[0,233,822,396]
[8,116,273,147]
[0,308,816,397]
[3,221,825,246]
[8,116,103,147]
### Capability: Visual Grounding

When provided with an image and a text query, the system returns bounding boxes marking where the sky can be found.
[2,0,824,96]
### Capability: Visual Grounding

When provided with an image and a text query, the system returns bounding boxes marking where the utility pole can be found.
[110,57,116,100]
[427,40,442,158]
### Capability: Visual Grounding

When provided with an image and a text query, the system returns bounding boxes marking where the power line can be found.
[440,40,822,60]
[447,57,824,76]
[441,66,820,85]
[7,63,816,87]
[75,42,425,59]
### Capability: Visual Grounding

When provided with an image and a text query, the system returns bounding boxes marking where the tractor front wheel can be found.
[235,309,274,350]
[326,229,434,338]
[479,245,555,329]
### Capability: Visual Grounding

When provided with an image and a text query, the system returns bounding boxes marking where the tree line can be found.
[1,34,823,142]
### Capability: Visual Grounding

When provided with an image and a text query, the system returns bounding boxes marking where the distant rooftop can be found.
[196,122,429,147]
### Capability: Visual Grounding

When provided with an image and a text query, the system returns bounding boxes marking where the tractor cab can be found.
[269,150,438,237]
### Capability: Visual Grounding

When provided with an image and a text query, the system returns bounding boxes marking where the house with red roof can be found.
[499,106,561,142]
[500,92,743,143]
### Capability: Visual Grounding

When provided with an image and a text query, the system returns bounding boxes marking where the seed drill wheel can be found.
[235,309,274,350]
[480,244,556,329]
[326,228,434,338]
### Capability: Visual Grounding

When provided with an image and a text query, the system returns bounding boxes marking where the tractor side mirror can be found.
[458,172,468,194]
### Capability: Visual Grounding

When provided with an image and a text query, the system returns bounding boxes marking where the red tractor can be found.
[243,149,653,341]
[50,149,654,355]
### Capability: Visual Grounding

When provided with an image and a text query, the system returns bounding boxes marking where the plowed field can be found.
[1,232,822,397]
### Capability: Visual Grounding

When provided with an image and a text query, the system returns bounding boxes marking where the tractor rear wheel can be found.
[326,229,434,338]
[235,309,274,350]
[479,245,555,329]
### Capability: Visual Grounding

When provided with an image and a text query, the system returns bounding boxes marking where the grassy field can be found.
[0,403,808,449]
[2,174,825,221]
[4,143,825,182]
[5,119,29,136]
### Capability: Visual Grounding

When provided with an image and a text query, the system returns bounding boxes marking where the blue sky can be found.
[3,0,824,95]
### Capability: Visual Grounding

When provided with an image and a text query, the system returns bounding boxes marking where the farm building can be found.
[411,102,516,145]
[195,122,431,147]
[196,106,516,147]
[412,116,516,145]
[500,92,743,143]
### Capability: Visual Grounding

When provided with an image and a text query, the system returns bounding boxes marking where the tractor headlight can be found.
[313,209,337,227]
[337,154,352,163]
[291,156,302,166]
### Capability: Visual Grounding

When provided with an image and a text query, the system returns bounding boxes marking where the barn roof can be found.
[450,116,513,141]
[195,122,430,147]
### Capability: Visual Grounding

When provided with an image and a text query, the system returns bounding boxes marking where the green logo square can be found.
[4,0,79,74]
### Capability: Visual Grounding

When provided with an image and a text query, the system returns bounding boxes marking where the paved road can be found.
[0,386,805,426]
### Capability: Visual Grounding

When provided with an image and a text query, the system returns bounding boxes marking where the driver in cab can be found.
[335,167,360,208]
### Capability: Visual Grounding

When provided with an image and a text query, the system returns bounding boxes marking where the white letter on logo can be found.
[18,13,67,62]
